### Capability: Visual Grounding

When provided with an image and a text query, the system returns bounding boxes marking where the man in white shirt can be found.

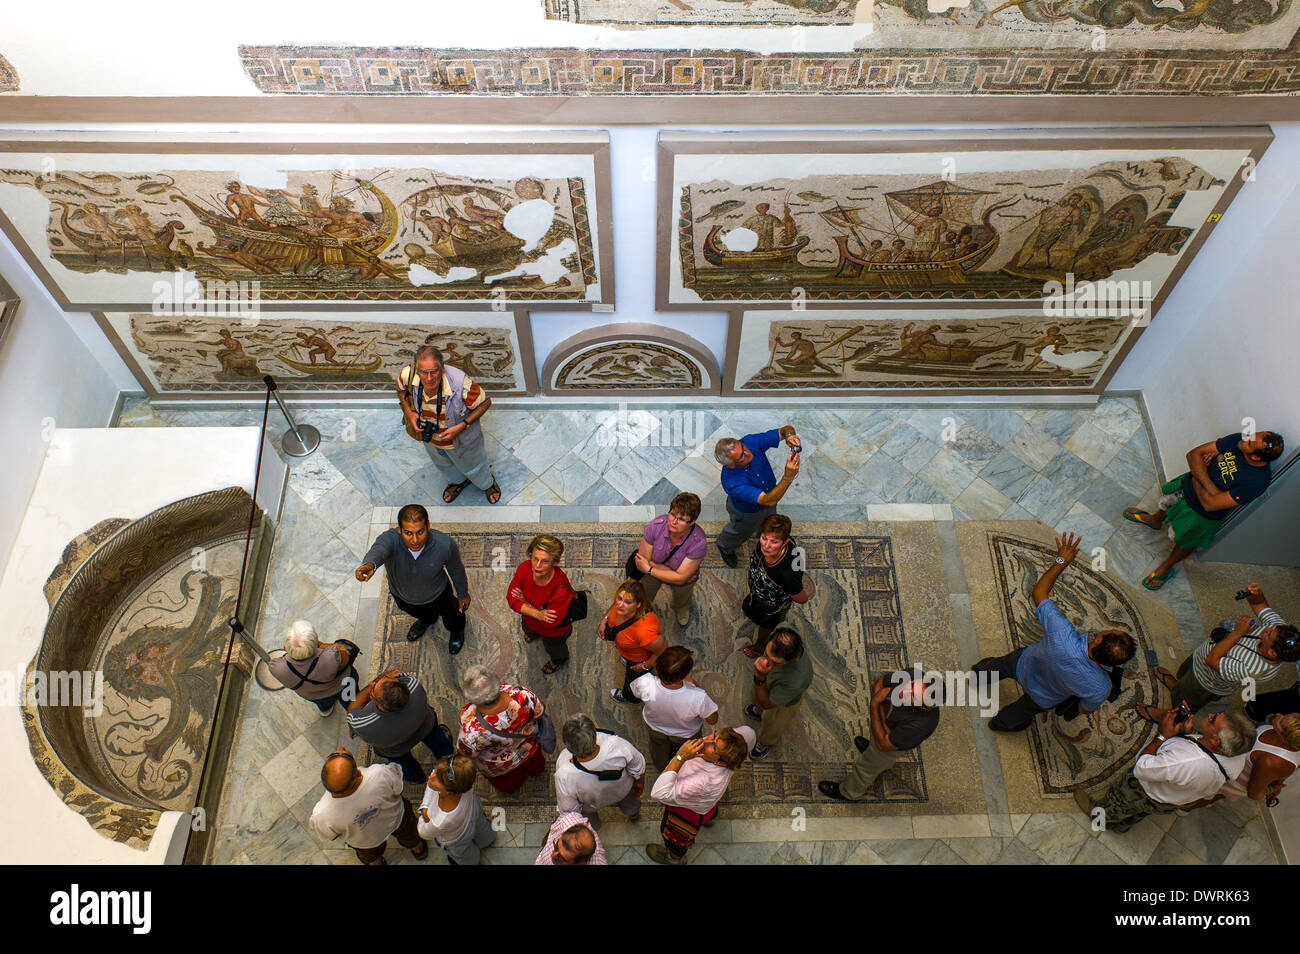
[307,748,428,865]
[630,646,720,771]
[554,714,646,831]
[1076,706,1255,833]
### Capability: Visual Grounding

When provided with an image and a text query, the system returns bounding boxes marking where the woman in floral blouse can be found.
[456,665,549,794]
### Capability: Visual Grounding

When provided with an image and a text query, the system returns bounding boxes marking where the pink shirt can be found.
[534,812,608,866]
[650,726,756,814]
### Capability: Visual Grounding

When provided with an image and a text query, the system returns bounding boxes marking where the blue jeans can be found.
[389,721,455,783]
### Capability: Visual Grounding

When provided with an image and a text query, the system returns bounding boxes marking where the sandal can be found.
[1133,701,1161,724]
[1141,567,1176,591]
[1122,507,1158,527]
[542,660,564,676]
[411,841,429,861]
[442,479,471,504]
[485,480,502,505]
[1152,666,1177,691]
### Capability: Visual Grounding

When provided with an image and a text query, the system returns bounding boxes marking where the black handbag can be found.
[1055,662,1126,721]
[543,584,588,626]
[624,525,700,581]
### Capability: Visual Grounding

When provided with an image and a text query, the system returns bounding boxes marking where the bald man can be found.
[818,666,942,802]
[308,749,428,865]
[534,812,608,866]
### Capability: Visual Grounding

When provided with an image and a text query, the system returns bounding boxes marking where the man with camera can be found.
[356,504,471,654]
[1077,704,1255,832]
[397,344,501,505]
[1145,582,1299,716]
[713,424,801,568]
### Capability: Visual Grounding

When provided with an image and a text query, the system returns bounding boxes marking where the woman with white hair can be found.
[267,620,359,716]
[456,666,551,794]
[417,755,497,865]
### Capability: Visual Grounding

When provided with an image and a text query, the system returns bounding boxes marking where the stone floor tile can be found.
[1146,834,1206,865]
[1018,812,1089,864]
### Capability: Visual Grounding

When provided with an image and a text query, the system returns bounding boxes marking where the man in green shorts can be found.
[1123,430,1283,590]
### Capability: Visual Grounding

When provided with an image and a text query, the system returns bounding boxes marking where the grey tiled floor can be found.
[117,396,1280,865]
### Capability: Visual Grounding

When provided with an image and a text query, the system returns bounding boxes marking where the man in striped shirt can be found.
[1148,583,1300,714]
[397,344,500,505]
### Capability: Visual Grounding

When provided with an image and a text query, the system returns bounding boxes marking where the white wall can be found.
[1108,122,1300,476]
[0,237,126,577]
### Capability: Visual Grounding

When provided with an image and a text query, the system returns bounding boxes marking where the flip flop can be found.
[485,480,502,505]
[442,479,471,503]
[1123,507,1157,527]
[1152,666,1177,691]
[1133,701,1161,724]
[410,841,429,860]
[1141,568,1176,591]
[542,660,564,676]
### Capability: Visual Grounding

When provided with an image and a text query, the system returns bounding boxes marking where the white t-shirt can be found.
[1134,737,1249,806]
[630,674,719,737]
[308,763,406,850]
[554,733,646,814]
[416,786,481,845]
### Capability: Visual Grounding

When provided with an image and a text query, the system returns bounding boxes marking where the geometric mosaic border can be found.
[239,44,1300,97]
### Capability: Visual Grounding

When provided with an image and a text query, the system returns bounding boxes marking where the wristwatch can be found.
[1055,556,1066,565]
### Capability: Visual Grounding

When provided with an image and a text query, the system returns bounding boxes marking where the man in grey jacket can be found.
[356,504,471,654]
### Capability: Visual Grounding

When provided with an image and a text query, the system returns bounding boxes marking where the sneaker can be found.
[610,688,637,705]
[317,706,334,719]
[750,743,771,760]
[675,605,691,627]
[744,703,762,721]
[717,544,738,568]
[1072,790,1093,816]
[406,620,431,643]
[646,843,686,865]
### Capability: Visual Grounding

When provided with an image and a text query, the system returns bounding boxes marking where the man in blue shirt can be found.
[1124,430,1282,590]
[972,532,1136,731]
[713,424,802,567]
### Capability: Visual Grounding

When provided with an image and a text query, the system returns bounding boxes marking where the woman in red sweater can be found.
[507,534,574,675]
[600,579,666,704]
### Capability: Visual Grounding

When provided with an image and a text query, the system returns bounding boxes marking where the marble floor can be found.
[116,395,1283,865]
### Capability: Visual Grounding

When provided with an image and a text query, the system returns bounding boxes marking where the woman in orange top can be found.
[600,580,667,705]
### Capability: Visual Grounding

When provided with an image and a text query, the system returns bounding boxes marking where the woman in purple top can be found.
[633,493,708,627]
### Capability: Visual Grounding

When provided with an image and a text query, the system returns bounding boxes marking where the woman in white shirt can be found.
[417,755,497,865]
[630,646,719,771]
[647,725,755,866]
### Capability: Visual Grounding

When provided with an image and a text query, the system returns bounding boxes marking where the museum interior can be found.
[0,0,1297,868]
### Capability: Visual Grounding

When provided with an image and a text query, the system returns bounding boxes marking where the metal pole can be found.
[265,375,320,457]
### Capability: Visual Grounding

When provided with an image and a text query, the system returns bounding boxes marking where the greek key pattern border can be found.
[238,44,1300,97]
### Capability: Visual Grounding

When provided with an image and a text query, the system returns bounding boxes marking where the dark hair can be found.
[375,677,411,711]
[759,512,792,541]
[560,824,596,864]
[1093,631,1136,666]
[669,492,701,522]
[1273,625,1300,663]
[656,646,695,683]
[1257,431,1285,463]
[769,627,803,661]
[398,504,429,527]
